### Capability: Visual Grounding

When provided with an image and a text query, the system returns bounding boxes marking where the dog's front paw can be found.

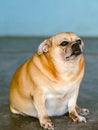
[72,115,86,123]
[40,117,54,130]
[69,111,87,123]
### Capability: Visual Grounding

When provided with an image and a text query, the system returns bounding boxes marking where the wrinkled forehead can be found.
[51,32,80,44]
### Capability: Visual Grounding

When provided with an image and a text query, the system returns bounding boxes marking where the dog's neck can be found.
[53,54,84,74]
[34,52,84,82]
[51,54,84,83]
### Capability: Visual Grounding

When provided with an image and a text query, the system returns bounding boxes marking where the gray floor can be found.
[0,37,98,130]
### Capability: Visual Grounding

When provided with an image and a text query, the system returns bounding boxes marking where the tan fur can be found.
[10,32,89,130]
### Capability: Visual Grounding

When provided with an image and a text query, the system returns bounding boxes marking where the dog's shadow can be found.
[10,113,41,130]
[10,112,70,130]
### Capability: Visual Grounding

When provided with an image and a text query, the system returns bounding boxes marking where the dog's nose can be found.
[72,43,80,51]
[71,43,82,56]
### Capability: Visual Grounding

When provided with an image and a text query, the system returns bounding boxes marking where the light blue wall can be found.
[0,0,98,36]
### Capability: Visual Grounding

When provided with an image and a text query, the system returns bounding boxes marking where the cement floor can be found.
[0,37,98,130]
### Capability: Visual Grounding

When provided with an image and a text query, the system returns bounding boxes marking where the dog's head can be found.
[38,32,84,61]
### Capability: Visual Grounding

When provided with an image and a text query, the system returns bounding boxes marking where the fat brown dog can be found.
[10,32,89,130]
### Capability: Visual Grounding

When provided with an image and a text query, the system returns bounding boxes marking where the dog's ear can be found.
[37,39,52,55]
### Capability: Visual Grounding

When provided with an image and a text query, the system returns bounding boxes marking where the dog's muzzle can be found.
[66,43,82,59]
[71,43,82,56]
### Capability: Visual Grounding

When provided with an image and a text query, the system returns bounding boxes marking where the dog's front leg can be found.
[33,90,54,130]
[68,88,86,123]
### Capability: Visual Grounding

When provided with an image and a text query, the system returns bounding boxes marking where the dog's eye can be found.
[60,41,69,46]
[76,39,81,45]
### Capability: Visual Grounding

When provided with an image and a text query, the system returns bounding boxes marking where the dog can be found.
[10,32,89,130]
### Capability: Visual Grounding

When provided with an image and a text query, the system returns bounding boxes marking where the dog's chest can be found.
[45,83,77,116]
[46,93,68,116]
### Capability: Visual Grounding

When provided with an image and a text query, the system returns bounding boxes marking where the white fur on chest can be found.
[46,93,68,116]
[45,83,79,116]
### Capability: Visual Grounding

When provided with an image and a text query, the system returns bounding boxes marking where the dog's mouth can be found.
[71,50,82,56]
[66,43,82,59]
[66,50,82,59]
[66,47,82,59]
